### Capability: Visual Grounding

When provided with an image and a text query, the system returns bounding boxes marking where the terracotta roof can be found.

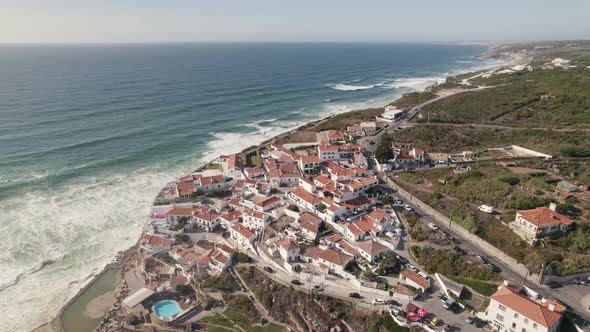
[400,268,430,289]
[299,155,320,163]
[170,276,189,286]
[368,208,390,222]
[319,248,353,267]
[276,238,300,251]
[231,224,256,239]
[194,211,221,221]
[291,187,322,205]
[244,208,267,220]
[220,210,242,222]
[396,283,417,296]
[298,211,322,224]
[491,285,563,328]
[357,240,388,256]
[167,207,194,216]
[143,234,171,247]
[517,207,573,227]
[256,196,281,207]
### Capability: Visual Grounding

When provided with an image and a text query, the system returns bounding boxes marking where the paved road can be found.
[380,173,590,321]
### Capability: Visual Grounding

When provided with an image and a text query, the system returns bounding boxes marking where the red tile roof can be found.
[517,207,573,227]
[400,269,430,289]
[492,285,563,328]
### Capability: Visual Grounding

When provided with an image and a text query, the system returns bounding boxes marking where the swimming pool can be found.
[153,300,182,319]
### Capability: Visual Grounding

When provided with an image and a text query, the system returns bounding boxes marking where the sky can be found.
[0,0,589,44]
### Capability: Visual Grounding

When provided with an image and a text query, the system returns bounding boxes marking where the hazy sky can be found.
[1,0,589,43]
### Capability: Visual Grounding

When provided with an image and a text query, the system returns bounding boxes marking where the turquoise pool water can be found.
[153,300,181,319]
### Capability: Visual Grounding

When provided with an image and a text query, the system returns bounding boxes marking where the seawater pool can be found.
[153,300,182,319]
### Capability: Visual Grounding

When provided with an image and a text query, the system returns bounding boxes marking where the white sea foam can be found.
[330,83,376,91]
[0,163,193,332]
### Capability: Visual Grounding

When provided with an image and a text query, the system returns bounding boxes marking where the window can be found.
[514,313,519,318]
[496,314,504,322]
[521,329,527,332]
[498,304,507,311]
[524,319,529,324]
[533,323,537,328]
[512,323,517,328]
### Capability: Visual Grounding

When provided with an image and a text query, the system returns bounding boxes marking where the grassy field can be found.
[394,163,590,275]
[392,124,590,157]
[420,66,590,127]
[313,108,384,132]
[446,276,500,296]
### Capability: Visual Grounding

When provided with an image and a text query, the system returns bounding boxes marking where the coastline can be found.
[50,47,517,332]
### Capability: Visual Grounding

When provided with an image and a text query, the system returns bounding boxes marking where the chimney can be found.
[548,304,555,312]
[549,203,557,211]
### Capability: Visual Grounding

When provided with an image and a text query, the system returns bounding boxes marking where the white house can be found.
[242,208,271,230]
[255,196,283,212]
[289,187,322,211]
[275,238,301,262]
[481,281,565,332]
[166,207,193,225]
[193,211,221,232]
[356,240,389,262]
[318,248,354,276]
[400,268,431,292]
[219,210,242,229]
[194,175,233,193]
[141,234,172,254]
[297,155,321,173]
[230,224,257,252]
[511,206,573,244]
[360,121,377,131]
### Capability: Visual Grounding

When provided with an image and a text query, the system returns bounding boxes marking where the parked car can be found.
[450,302,462,314]
[429,316,441,327]
[428,223,439,231]
[454,245,467,255]
[475,255,489,264]
[386,299,400,306]
[545,281,562,289]
[348,292,361,299]
[263,266,274,273]
[290,279,302,286]
[311,285,324,291]
[465,315,475,324]
[396,255,408,265]
[404,205,414,212]
[372,299,386,305]
[443,325,456,332]
[389,306,401,316]
[473,317,484,328]
[443,297,456,310]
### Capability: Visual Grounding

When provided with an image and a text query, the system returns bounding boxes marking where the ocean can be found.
[0,43,500,331]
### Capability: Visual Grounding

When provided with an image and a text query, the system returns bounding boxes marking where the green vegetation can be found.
[200,271,239,293]
[244,148,262,167]
[375,133,394,163]
[398,172,424,184]
[411,246,500,281]
[375,252,400,276]
[314,108,384,132]
[394,124,590,156]
[446,276,499,296]
[389,91,437,111]
[421,64,590,127]
[207,189,232,198]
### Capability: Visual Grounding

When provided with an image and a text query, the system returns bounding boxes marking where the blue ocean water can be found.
[0,43,496,331]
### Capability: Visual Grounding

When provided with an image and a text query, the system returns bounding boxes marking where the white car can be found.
[428,223,439,231]
[373,299,386,305]
[404,205,414,212]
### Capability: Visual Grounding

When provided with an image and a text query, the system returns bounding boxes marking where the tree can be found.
[375,133,394,163]
[380,195,394,206]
